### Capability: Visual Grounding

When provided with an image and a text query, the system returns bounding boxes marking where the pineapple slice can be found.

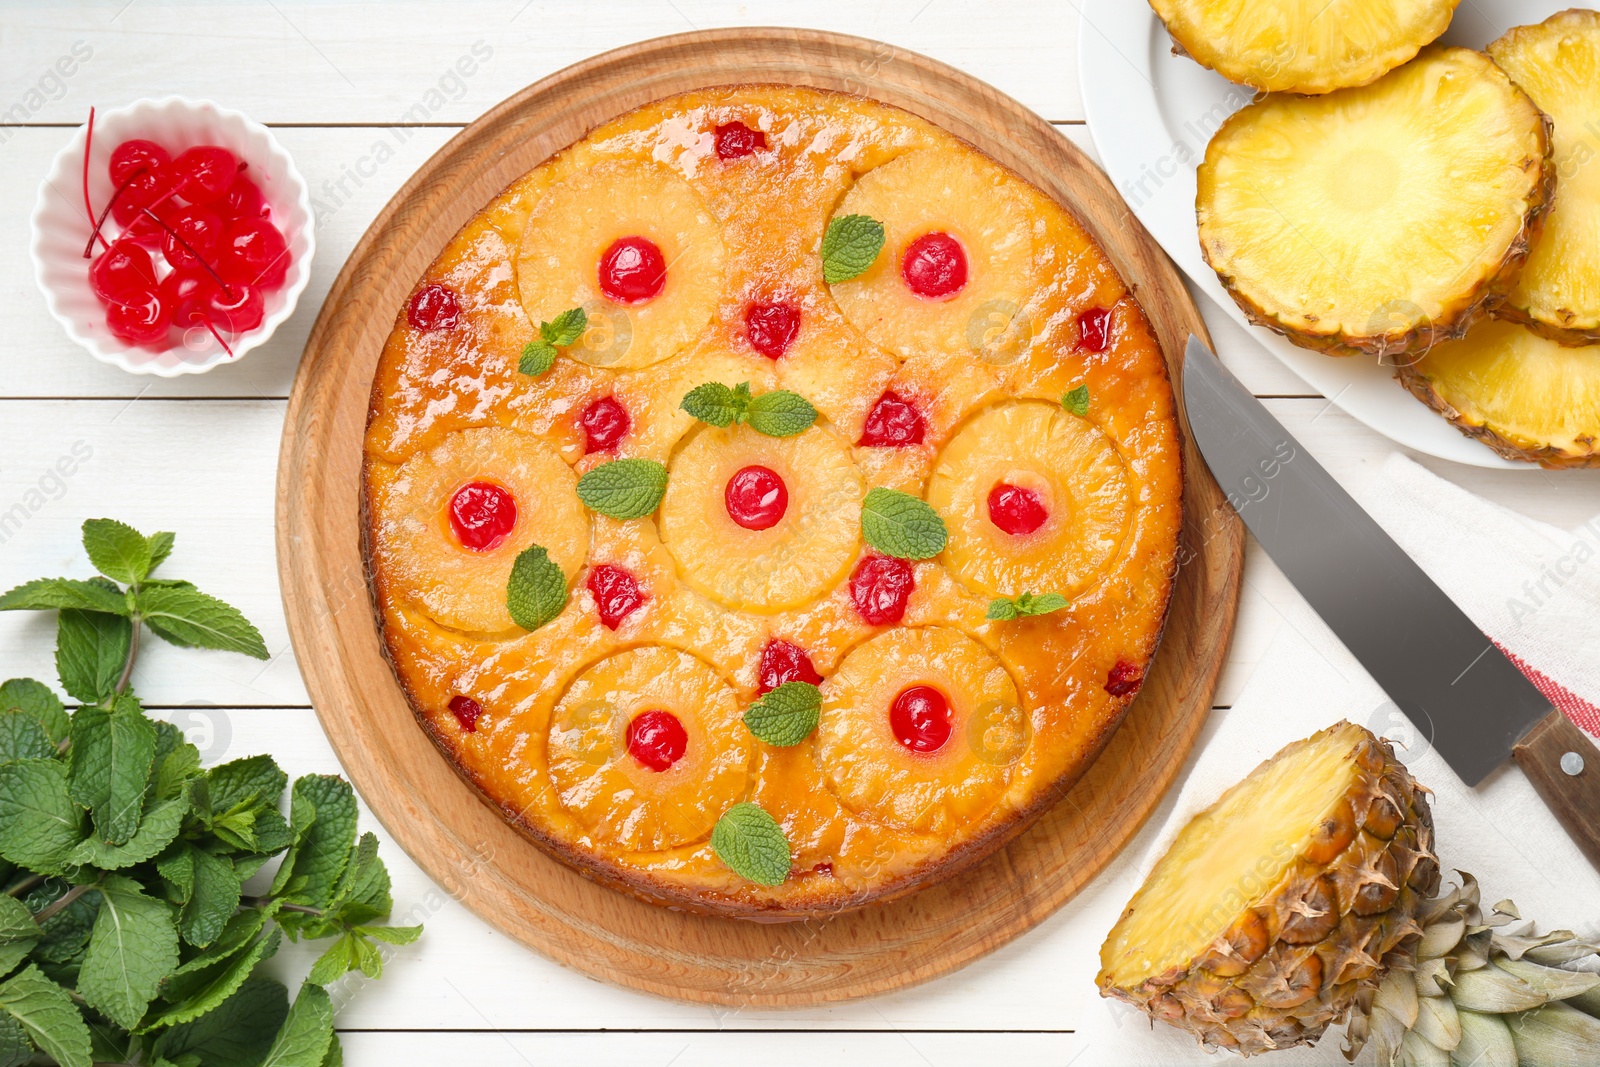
[1396,319,1600,468]
[367,427,589,634]
[1198,48,1554,359]
[1099,722,1439,1056]
[827,148,1040,361]
[817,626,1021,834]
[925,401,1131,599]
[1489,11,1600,344]
[515,160,725,370]
[1151,0,1460,94]
[547,645,751,851]
[658,421,864,613]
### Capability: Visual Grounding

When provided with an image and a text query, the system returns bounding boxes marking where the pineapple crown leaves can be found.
[680,381,818,438]
[710,802,791,886]
[821,214,885,284]
[742,682,821,747]
[575,458,669,520]
[519,306,588,377]
[860,487,948,561]
[505,545,568,632]
[986,592,1070,621]
[0,521,418,1066]
[1062,384,1091,418]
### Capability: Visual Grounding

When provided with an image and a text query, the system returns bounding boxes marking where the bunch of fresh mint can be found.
[0,519,419,1067]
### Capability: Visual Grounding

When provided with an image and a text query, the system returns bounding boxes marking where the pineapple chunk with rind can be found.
[1488,10,1600,344]
[1396,319,1600,468]
[659,421,864,613]
[1197,48,1554,360]
[367,427,589,634]
[1151,0,1460,94]
[818,626,1022,834]
[516,159,725,370]
[547,645,751,851]
[828,148,1041,361]
[926,401,1131,599]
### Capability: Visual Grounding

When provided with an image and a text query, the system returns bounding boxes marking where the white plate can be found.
[1078,0,1592,469]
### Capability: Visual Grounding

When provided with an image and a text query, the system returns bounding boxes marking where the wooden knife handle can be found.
[1511,709,1600,871]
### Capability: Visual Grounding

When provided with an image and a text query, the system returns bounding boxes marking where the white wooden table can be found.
[4,4,1599,1064]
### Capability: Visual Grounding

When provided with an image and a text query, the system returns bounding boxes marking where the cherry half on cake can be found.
[1078,306,1114,353]
[626,709,688,771]
[598,236,666,304]
[407,283,461,331]
[889,684,952,753]
[713,121,767,160]
[448,695,483,733]
[987,482,1049,536]
[901,232,968,300]
[588,563,645,630]
[757,639,823,694]
[724,465,788,531]
[858,390,925,448]
[850,555,915,625]
[448,481,517,551]
[580,396,630,454]
[744,301,800,359]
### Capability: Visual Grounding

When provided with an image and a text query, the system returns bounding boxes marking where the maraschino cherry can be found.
[448,482,517,551]
[724,466,788,531]
[714,121,767,159]
[858,390,925,448]
[850,555,914,625]
[1078,306,1114,353]
[407,283,460,331]
[1105,660,1144,697]
[598,237,666,304]
[889,685,952,753]
[901,232,967,299]
[987,483,1049,536]
[626,710,688,771]
[745,301,800,359]
[588,564,645,630]
[580,396,630,454]
[448,695,483,732]
[757,639,823,694]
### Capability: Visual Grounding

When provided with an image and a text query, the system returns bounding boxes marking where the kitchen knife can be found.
[1182,335,1600,868]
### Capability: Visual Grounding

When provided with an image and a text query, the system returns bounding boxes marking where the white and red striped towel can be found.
[1062,454,1600,1065]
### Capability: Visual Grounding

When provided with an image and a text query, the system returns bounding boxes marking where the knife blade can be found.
[1181,335,1600,865]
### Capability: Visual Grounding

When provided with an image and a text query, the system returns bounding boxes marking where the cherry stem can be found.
[200,315,234,357]
[81,165,149,259]
[80,107,109,255]
[135,205,236,298]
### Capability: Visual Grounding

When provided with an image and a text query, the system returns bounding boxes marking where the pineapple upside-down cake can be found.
[362,86,1184,916]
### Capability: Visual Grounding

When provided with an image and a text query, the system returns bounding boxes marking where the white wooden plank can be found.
[0,0,1084,125]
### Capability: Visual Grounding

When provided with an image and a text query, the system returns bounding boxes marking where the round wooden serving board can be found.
[277,28,1243,1006]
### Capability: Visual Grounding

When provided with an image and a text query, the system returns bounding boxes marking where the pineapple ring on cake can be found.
[1488,11,1600,345]
[818,627,1023,835]
[1151,0,1460,95]
[926,401,1131,599]
[658,421,864,613]
[1197,48,1554,360]
[1395,319,1600,469]
[547,645,752,852]
[827,148,1039,361]
[515,159,726,370]
[367,427,589,634]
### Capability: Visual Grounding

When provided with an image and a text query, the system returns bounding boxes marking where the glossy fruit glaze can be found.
[363,86,1183,917]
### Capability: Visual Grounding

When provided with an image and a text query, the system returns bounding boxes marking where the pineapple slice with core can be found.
[1198,48,1554,359]
[827,148,1039,361]
[547,645,751,851]
[926,401,1131,599]
[516,160,725,370]
[368,428,589,634]
[1099,722,1439,1056]
[1489,11,1600,344]
[1396,319,1600,468]
[818,626,1021,834]
[1151,0,1460,95]
[659,422,864,613]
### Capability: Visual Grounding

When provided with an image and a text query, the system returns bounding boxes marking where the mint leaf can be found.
[23,881,97,971]
[0,680,69,745]
[541,307,587,348]
[137,585,268,660]
[0,761,84,872]
[746,390,818,438]
[680,381,749,428]
[1063,385,1090,418]
[69,699,158,846]
[146,531,176,574]
[82,519,152,586]
[0,711,54,763]
[68,794,186,870]
[79,874,181,1030]
[518,340,557,377]
[306,931,382,986]
[55,609,132,704]
[821,214,885,284]
[0,965,92,1067]
[986,591,1070,621]
[0,1013,29,1067]
[742,682,821,747]
[576,458,668,520]
[177,848,241,948]
[0,897,40,978]
[710,803,790,886]
[860,487,948,560]
[151,974,288,1067]
[0,577,128,615]
[206,755,288,814]
[280,776,358,909]
[355,923,422,946]
[149,924,281,1029]
[505,545,567,632]
[259,982,333,1067]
